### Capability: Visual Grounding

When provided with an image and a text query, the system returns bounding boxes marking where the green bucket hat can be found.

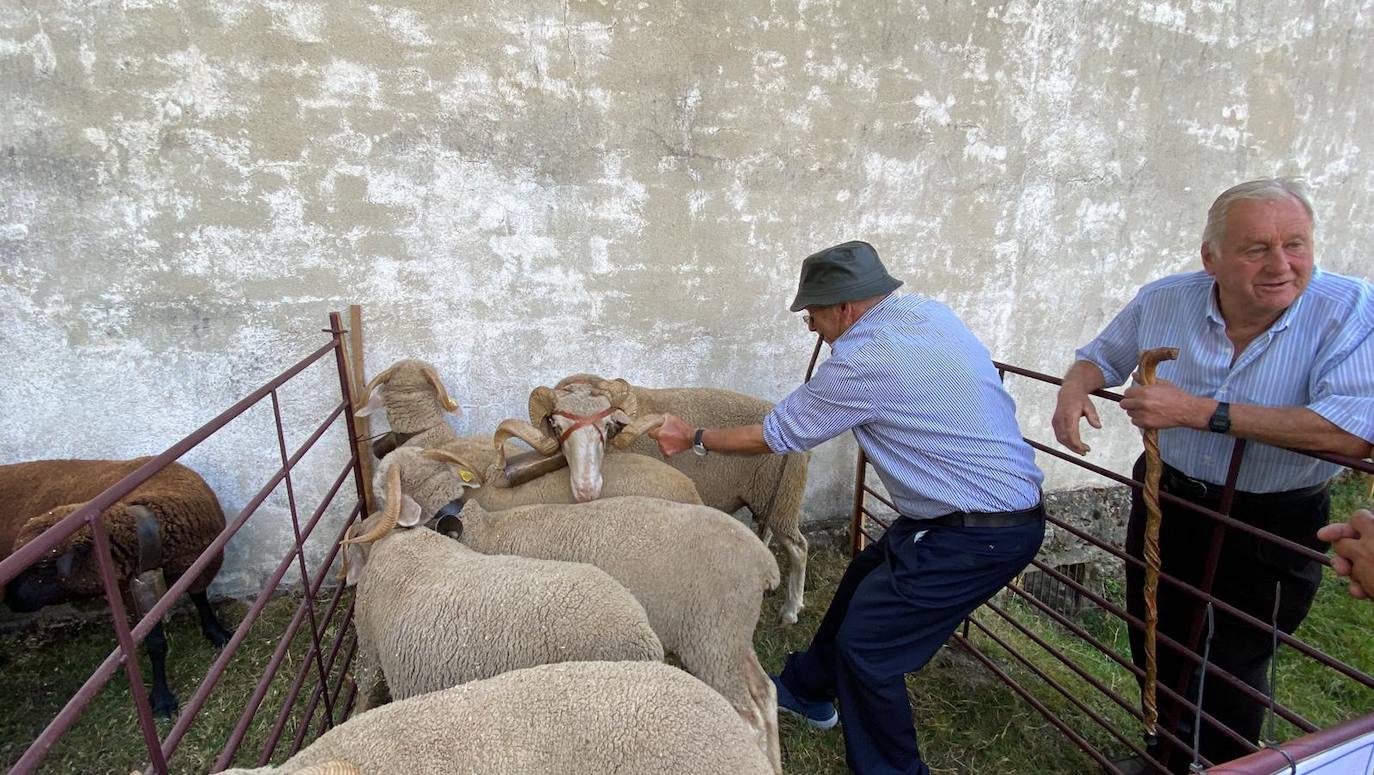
[788,241,903,312]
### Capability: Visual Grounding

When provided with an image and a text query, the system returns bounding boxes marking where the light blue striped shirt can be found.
[764,293,1044,518]
[1076,268,1374,492]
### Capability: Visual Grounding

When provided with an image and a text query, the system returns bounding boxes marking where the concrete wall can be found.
[4,0,1372,597]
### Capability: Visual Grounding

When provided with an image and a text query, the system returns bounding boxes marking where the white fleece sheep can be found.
[491,380,666,502]
[372,437,702,523]
[340,469,663,713]
[353,358,460,452]
[217,661,775,775]
[453,495,782,774]
[555,373,811,624]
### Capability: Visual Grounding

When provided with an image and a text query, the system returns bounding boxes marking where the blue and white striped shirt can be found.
[1076,268,1374,492]
[764,293,1044,518]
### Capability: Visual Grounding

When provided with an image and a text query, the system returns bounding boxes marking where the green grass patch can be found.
[0,594,352,774]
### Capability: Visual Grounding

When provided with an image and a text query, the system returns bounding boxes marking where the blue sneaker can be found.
[770,674,838,730]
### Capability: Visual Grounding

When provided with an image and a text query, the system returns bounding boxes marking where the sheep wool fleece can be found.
[219,661,775,775]
[2,458,225,594]
[353,523,663,702]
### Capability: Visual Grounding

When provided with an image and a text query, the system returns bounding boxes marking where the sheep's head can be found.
[339,466,424,587]
[419,449,486,538]
[5,503,156,611]
[353,358,460,433]
[492,381,663,502]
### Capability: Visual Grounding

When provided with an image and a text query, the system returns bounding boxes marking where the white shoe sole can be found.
[778,703,839,730]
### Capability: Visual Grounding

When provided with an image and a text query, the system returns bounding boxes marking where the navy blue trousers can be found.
[780,514,1044,775]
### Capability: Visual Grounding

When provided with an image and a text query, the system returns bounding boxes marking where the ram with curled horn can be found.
[353,358,461,458]
[493,382,665,503]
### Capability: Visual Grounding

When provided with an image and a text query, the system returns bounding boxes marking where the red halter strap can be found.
[552,407,618,444]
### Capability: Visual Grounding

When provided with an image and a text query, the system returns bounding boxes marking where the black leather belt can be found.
[1162,465,1327,503]
[919,502,1045,528]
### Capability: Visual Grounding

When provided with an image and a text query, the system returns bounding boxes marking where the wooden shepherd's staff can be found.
[1138,346,1179,740]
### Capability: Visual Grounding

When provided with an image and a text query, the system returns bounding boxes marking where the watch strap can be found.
[1208,401,1231,434]
[693,428,707,455]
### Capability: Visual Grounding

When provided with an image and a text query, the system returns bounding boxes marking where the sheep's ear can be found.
[354,389,386,418]
[397,494,424,528]
[609,408,633,427]
[343,543,367,587]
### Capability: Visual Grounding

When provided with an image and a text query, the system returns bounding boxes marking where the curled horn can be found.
[421,365,460,413]
[554,373,604,390]
[355,364,398,410]
[494,419,562,467]
[527,386,559,426]
[611,413,665,448]
[337,522,358,581]
[592,378,637,418]
[422,448,487,484]
[292,762,364,775]
[344,466,403,545]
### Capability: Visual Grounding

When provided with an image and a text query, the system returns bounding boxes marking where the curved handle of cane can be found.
[1138,346,1179,741]
[1138,347,1179,386]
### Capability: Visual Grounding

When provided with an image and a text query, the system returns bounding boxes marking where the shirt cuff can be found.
[762,410,798,454]
[1073,347,1127,388]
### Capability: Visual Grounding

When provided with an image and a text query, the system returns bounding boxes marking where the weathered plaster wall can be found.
[3,1,1372,597]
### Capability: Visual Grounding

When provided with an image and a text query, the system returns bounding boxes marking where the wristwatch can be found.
[692,428,708,457]
[1208,401,1232,434]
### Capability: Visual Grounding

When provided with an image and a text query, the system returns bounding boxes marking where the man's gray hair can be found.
[1202,177,1316,251]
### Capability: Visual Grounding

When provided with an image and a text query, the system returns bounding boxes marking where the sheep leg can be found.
[776,524,808,625]
[754,520,773,545]
[745,650,782,775]
[349,648,385,718]
[145,621,178,718]
[683,646,779,775]
[189,590,233,647]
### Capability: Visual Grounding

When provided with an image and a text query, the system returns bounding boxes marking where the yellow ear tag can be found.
[459,468,480,489]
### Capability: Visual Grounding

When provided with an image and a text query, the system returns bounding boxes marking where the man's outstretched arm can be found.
[651,413,772,456]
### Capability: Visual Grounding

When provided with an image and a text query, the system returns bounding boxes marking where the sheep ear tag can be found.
[397,494,424,528]
[458,468,481,489]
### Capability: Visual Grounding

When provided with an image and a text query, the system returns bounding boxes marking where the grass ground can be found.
[1,475,1370,773]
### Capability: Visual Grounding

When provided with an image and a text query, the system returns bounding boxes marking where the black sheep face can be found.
[5,504,102,611]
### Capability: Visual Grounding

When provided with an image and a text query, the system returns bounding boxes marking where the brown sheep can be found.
[2,457,234,717]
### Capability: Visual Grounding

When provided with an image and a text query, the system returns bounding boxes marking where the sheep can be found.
[372,436,702,526]
[217,661,775,775]
[550,373,812,624]
[450,495,783,774]
[1,457,234,717]
[340,466,663,714]
[491,380,665,502]
[353,358,461,454]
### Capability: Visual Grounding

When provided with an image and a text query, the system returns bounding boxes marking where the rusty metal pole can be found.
[1138,345,1179,742]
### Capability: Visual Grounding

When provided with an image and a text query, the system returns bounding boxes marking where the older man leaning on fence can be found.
[1052,178,1374,771]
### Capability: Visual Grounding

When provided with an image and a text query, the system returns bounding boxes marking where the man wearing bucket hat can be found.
[652,240,1046,775]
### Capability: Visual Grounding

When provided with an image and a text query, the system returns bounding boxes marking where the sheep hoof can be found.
[151,688,178,719]
[202,621,233,648]
[779,608,800,625]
